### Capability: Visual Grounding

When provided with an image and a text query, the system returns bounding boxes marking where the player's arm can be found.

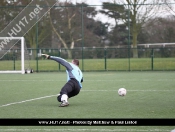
[42,54,72,70]
[50,56,73,70]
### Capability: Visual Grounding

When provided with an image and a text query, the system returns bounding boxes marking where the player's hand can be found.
[41,54,50,59]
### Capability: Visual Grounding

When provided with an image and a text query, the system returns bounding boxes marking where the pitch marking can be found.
[0,95,57,108]
[0,89,174,108]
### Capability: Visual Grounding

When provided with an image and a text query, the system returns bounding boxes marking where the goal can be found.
[0,37,32,74]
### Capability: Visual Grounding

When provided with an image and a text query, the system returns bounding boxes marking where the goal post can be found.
[0,37,32,74]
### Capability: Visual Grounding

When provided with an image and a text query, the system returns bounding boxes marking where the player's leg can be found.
[66,79,80,98]
[57,80,74,101]
[57,92,69,107]
[57,80,74,107]
[67,84,80,98]
[57,88,80,106]
[57,79,80,107]
[57,94,61,102]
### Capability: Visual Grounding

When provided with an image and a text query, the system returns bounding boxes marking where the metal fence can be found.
[0,1,175,72]
[0,47,174,72]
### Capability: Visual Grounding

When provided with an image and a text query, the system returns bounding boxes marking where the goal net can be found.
[0,37,32,74]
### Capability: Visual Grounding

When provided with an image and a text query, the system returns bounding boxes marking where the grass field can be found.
[0,72,175,132]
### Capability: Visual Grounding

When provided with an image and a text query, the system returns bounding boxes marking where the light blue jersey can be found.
[50,56,83,88]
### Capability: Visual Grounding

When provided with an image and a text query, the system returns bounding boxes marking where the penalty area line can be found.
[0,95,57,108]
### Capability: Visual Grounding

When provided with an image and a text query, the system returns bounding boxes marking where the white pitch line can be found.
[0,95,57,108]
[0,89,174,108]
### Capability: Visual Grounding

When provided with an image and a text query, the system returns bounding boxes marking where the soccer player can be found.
[42,54,83,107]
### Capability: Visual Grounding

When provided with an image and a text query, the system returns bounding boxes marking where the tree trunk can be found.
[67,49,72,59]
[132,19,138,58]
[132,32,138,58]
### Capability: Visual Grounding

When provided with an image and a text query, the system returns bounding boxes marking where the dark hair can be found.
[73,59,79,66]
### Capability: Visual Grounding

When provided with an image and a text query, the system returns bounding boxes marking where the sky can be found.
[59,0,175,29]
[71,0,116,27]
[72,0,108,5]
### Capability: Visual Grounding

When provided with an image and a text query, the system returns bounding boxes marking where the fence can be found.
[0,2,175,72]
[0,47,174,72]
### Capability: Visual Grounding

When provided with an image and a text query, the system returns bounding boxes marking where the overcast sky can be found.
[72,0,107,5]
[71,0,115,26]
[60,0,175,28]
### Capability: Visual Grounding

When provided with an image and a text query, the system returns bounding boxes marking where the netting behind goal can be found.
[0,37,32,74]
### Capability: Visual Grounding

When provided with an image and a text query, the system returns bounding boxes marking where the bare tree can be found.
[162,0,175,17]
[105,0,162,57]
[47,1,99,59]
[47,1,82,59]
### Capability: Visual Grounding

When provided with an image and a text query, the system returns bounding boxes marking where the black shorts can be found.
[57,78,81,102]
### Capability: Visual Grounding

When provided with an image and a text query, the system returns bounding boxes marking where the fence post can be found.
[81,5,84,71]
[128,48,131,71]
[151,48,154,70]
[36,15,39,72]
[13,51,15,70]
[58,49,61,71]
[127,7,131,71]
[104,48,107,70]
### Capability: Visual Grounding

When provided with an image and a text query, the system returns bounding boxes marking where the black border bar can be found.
[0,119,175,126]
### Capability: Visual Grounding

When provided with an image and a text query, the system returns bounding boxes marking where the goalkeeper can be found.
[42,54,83,107]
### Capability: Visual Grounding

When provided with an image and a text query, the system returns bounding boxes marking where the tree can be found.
[99,2,129,47]
[24,20,52,49]
[100,0,162,58]
[0,0,23,31]
[138,17,175,43]
[109,24,129,46]
[162,0,175,17]
[0,0,52,59]
[48,1,102,58]
[48,1,81,58]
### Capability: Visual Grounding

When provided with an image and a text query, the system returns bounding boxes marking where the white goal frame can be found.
[0,37,25,74]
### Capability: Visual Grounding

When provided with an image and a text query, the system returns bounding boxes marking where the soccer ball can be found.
[118,88,127,96]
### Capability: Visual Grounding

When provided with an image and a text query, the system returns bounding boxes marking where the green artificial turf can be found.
[0,72,175,131]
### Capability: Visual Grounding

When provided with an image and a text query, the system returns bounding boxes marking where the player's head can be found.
[72,59,79,66]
